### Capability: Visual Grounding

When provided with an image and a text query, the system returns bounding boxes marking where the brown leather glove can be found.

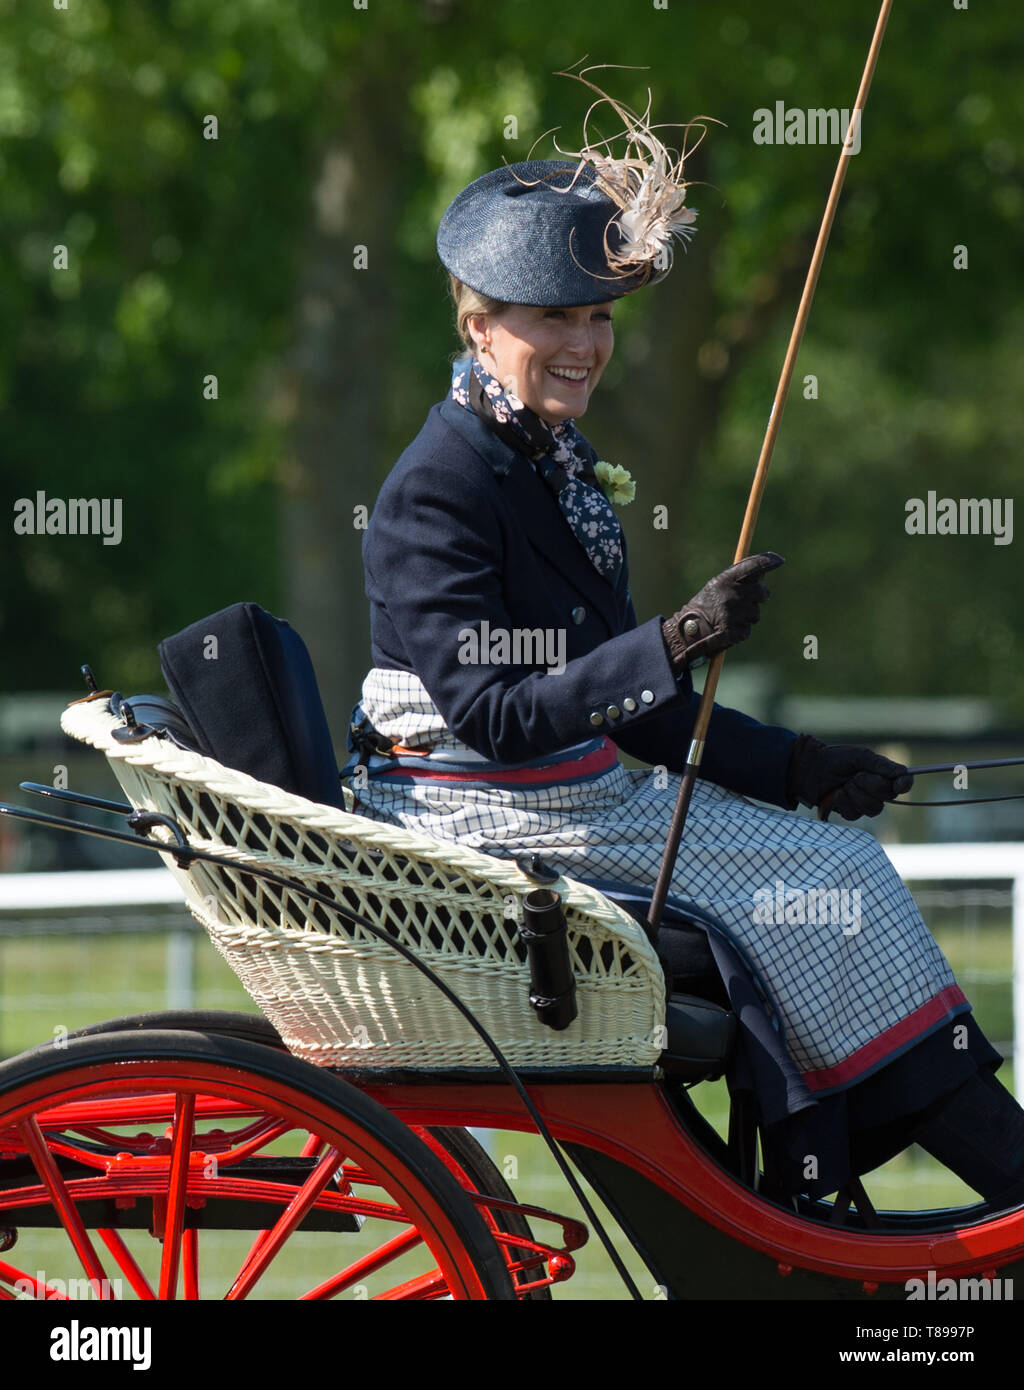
[786,734,914,819]
[662,553,784,674]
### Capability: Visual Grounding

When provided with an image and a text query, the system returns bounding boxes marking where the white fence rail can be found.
[0,868,198,1017]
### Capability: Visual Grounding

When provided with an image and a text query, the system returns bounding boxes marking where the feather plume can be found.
[548,64,715,281]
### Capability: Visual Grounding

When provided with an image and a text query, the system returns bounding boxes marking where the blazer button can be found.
[571,606,587,625]
[605,705,621,720]
[589,711,605,727]
[623,697,637,712]
[640,689,655,704]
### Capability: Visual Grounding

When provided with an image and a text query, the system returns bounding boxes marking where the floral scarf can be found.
[450,356,625,585]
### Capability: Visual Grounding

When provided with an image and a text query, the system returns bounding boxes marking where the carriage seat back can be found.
[158,602,345,809]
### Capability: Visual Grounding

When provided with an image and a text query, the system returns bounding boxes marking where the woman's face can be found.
[467,302,616,425]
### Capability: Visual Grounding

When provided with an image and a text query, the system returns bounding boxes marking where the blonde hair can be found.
[448,274,509,357]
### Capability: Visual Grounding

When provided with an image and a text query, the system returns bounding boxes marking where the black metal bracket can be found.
[109,696,160,744]
[515,853,560,886]
[0,801,192,870]
[126,810,192,868]
[19,782,133,817]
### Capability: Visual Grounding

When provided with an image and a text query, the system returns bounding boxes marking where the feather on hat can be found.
[436,67,709,306]
[551,64,705,281]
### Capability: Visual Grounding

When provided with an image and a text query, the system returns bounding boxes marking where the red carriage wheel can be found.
[0,1031,515,1302]
[58,1010,555,1299]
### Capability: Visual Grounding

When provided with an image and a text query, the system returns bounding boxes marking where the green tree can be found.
[1,0,1021,734]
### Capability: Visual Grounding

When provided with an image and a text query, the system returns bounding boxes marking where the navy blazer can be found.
[362,396,798,806]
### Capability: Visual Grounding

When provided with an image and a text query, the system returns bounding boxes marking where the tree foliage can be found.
[1,0,1022,730]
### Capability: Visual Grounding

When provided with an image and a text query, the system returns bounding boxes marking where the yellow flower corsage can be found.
[594,461,636,507]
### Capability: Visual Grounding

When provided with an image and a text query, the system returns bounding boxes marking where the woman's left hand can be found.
[786,734,913,820]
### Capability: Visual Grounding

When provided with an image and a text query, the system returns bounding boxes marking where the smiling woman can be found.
[340,85,1024,1213]
[460,293,615,427]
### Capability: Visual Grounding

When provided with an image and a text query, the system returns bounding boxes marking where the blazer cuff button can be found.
[640,690,655,704]
[623,697,637,712]
[589,711,605,727]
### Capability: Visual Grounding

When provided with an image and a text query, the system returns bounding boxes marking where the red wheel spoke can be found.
[237,1228,269,1279]
[16,1118,111,1298]
[158,1093,196,1301]
[300,1226,425,1300]
[226,1146,341,1301]
[182,1227,200,1300]
[235,1138,339,1276]
[97,1229,155,1301]
[372,1267,449,1300]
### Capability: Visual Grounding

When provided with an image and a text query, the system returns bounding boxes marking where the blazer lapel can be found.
[438,398,621,625]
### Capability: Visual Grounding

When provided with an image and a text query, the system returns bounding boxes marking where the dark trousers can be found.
[911,1067,1024,1203]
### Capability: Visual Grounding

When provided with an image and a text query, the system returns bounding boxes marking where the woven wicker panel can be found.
[61,699,666,1071]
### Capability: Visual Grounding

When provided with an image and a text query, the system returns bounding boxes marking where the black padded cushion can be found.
[660,993,737,1081]
[158,602,345,808]
[604,891,730,1008]
[600,888,736,1079]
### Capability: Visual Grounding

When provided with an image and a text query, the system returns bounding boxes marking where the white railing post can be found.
[165,929,196,1011]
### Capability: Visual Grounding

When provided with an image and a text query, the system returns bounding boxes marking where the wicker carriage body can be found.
[61,699,667,1074]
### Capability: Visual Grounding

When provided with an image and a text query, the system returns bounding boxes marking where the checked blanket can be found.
[344,667,967,1094]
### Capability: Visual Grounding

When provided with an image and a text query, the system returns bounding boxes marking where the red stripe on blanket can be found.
[800,984,969,1092]
[375,736,618,785]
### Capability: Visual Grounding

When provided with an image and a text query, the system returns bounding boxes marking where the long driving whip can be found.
[647,0,895,935]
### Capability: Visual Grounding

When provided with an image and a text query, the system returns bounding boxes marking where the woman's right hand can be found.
[662,552,785,672]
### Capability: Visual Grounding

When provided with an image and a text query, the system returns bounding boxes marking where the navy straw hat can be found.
[436,159,662,307]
